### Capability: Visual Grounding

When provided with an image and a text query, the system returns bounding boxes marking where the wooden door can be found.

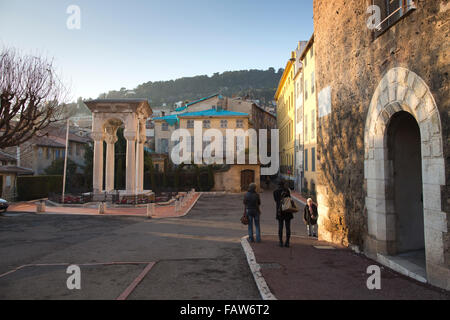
[241,170,255,192]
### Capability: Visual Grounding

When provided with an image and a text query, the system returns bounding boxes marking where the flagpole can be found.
[62,119,70,204]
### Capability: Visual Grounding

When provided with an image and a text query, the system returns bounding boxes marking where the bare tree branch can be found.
[0,48,69,148]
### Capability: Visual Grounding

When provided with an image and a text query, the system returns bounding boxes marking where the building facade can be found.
[275,52,296,185]
[294,41,308,191]
[313,0,449,289]
[301,36,318,197]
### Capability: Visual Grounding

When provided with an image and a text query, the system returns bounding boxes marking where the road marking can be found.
[0,262,152,280]
[116,262,156,300]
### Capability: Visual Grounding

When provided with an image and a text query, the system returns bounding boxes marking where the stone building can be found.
[0,151,33,200]
[154,108,261,192]
[1,126,90,175]
[313,0,449,289]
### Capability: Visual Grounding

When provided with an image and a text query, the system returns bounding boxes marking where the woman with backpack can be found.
[273,180,294,247]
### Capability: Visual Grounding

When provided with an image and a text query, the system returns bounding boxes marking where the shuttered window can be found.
[373,0,416,38]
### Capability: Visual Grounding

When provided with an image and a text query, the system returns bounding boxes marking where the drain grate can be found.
[259,263,283,270]
[313,246,336,250]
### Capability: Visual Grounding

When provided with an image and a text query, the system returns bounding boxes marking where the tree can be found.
[44,158,78,176]
[0,48,68,148]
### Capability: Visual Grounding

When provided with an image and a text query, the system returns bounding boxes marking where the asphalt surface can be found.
[1,192,291,300]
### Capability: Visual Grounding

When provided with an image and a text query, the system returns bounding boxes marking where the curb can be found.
[240,236,277,301]
[151,192,202,220]
[32,193,203,220]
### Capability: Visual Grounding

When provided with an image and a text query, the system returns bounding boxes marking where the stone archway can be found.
[364,67,447,286]
[86,99,152,198]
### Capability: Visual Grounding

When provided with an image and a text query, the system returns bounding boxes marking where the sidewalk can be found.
[7,193,201,219]
[247,235,449,300]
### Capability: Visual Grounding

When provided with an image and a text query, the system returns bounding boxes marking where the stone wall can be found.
[313,0,449,288]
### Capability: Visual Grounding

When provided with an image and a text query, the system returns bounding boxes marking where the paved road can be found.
[0,191,299,300]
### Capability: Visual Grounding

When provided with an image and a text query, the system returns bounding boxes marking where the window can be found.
[160,139,169,154]
[220,120,228,128]
[76,144,81,156]
[304,149,309,172]
[304,80,308,100]
[311,147,316,172]
[304,55,308,68]
[236,119,244,128]
[5,175,11,187]
[162,122,169,131]
[311,72,315,94]
[373,0,416,38]
[187,120,194,129]
[310,44,314,58]
[304,115,308,142]
[46,148,51,159]
[55,150,60,159]
[38,147,43,159]
[311,110,316,139]
[203,120,211,129]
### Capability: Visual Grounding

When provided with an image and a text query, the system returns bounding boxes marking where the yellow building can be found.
[154,108,260,192]
[300,35,317,196]
[275,51,296,184]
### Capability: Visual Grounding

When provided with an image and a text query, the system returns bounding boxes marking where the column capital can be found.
[124,130,137,141]
[105,134,118,145]
[138,134,147,144]
[91,132,105,142]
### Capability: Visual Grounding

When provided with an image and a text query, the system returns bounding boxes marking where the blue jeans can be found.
[247,211,261,242]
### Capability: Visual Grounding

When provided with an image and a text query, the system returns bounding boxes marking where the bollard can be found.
[147,203,155,219]
[98,202,105,215]
[36,200,46,213]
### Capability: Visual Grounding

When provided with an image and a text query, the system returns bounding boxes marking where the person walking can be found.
[243,183,261,243]
[304,198,318,237]
[273,181,293,247]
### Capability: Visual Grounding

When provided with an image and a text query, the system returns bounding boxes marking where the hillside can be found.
[99,68,284,109]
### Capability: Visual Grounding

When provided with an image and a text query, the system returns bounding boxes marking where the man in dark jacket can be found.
[273,181,293,247]
[303,198,318,237]
[244,183,261,243]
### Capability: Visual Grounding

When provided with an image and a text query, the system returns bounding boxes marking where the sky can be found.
[0,0,314,101]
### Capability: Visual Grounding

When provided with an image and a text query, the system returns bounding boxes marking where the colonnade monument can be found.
[85,99,153,201]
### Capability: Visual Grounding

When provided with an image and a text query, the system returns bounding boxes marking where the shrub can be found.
[17,175,63,201]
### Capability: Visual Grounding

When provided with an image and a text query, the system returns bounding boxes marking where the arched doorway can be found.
[241,170,255,192]
[387,112,424,255]
[364,67,447,286]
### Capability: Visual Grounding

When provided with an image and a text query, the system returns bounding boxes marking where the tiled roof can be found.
[31,136,66,148]
[179,109,248,117]
[154,109,248,125]
[0,166,33,175]
[0,151,16,162]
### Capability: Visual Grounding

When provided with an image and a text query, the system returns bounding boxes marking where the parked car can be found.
[0,198,9,213]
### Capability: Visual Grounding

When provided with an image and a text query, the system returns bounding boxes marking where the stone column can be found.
[124,130,136,193]
[105,134,118,192]
[92,132,104,194]
[136,128,146,192]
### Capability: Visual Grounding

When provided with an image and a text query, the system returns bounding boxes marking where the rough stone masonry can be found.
[312,0,449,290]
